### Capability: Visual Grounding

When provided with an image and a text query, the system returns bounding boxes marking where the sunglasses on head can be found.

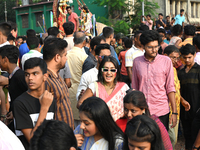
[101,68,117,73]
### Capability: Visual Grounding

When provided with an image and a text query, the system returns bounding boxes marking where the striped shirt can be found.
[125,45,144,67]
[45,69,74,128]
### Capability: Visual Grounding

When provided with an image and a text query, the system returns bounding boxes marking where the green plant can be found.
[129,0,160,31]
[93,0,159,34]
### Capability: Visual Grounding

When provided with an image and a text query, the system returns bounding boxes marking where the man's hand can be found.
[6,111,13,125]
[170,114,177,128]
[6,111,13,120]
[181,98,190,111]
[39,90,53,110]
[75,134,84,147]
[78,89,85,100]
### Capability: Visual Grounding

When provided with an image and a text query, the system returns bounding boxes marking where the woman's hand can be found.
[75,134,84,147]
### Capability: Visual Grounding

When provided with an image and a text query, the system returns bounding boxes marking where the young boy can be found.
[13,58,56,150]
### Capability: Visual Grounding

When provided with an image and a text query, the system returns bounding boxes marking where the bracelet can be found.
[172,112,178,115]
[193,145,200,150]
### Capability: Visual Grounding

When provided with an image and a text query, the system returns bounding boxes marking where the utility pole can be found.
[5,1,7,22]
[142,0,144,21]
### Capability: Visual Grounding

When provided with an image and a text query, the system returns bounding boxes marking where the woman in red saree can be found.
[77,56,129,121]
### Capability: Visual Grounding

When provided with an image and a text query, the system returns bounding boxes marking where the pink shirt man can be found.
[144,20,153,30]
[131,54,175,117]
[68,12,79,32]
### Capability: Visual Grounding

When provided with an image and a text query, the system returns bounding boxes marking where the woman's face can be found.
[79,112,99,137]
[128,138,151,150]
[102,62,117,83]
[124,103,145,121]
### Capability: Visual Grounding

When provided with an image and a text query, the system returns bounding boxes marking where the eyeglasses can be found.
[101,68,117,73]
[98,55,112,59]
[146,45,160,50]
[169,57,180,61]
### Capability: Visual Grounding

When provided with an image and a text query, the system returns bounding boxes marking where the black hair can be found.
[146,14,151,18]
[47,27,60,37]
[134,30,143,39]
[180,44,196,55]
[22,36,27,41]
[26,29,36,38]
[79,97,124,150]
[171,24,183,36]
[180,9,184,12]
[63,22,74,35]
[164,45,180,55]
[90,36,106,51]
[94,44,110,56]
[158,13,163,16]
[16,36,24,40]
[124,90,150,116]
[7,33,15,41]
[66,6,71,10]
[39,37,43,46]
[43,38,68,62]
[122,37,128,43]
[0,22,11,37]
[123,115,165,150]
[193,34,200,50]
[98,56,121,84]
[103,27,114,38]
[83,5,89,13]
[30,120,77,150]
[166,15,170,18]
[44,35,57,44]
[139,24,149,31]
[24,58,47,74]
[157,28,166,35]
[0,45,19,63]
[74,32,86,45]
[158,45,163,54]
[124,38,133,49]
[140,30,161,46]
[184,25,196,36]
[7,21,17,31]
[27,37,39,49]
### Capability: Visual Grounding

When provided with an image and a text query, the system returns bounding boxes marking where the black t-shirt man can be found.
[9,68,28,111]
[13,92,56,150]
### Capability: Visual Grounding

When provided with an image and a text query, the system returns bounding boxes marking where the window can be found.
[21,15,29,28]
[35,12,43,27]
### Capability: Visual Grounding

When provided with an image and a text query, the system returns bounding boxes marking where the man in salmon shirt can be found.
[66,6,79,32]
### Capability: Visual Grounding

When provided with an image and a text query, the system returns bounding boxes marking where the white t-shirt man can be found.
[76,67,98,100]
[125,45,145,67]
[21,50,43,70]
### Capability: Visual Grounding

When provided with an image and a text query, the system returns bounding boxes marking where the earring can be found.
[142,111,145,115]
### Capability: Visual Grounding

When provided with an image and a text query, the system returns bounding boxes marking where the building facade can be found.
[152,0,200,24]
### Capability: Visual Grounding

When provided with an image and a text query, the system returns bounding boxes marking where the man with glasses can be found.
[76,44,111,101]
[164,45,190,148]
[131,30,177,131]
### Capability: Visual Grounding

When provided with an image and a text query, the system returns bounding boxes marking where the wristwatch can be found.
[172,112,178,115]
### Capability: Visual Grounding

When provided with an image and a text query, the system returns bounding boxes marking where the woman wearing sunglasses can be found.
[77,56,129,121]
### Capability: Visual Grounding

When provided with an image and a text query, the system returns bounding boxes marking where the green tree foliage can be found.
[0,0,16,23]
[129,0,160,31]
[93,0,159,35]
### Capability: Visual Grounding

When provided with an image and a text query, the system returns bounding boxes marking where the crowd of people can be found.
[0,7,200,150]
